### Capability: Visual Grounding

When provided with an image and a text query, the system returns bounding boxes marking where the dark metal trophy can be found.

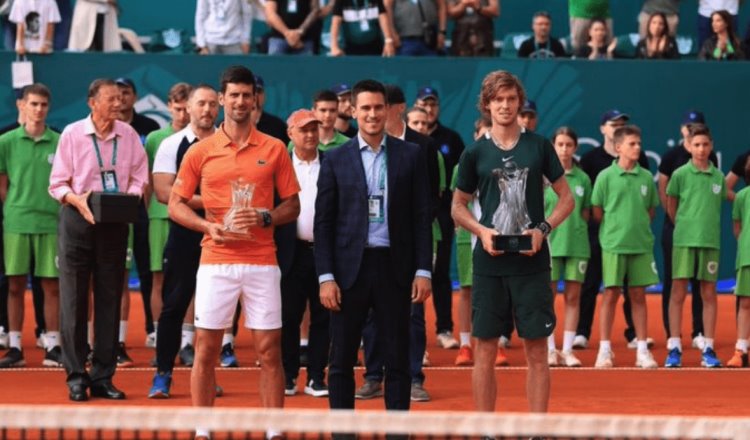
[491,160,532,252]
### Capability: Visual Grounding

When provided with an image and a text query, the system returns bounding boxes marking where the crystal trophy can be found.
[491,160,532,252]
[222,179,255,240]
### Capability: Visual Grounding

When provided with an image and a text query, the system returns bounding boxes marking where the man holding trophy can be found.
[451,70,573,414]
[168,66,300,440]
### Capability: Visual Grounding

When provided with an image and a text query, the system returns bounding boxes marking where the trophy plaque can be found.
[491,160,532,252]
[222,179,255,240]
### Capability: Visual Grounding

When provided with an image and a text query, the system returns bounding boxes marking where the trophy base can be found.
[493,235,532,253]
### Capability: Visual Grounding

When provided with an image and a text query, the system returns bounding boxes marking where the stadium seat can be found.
[500,32,532,59]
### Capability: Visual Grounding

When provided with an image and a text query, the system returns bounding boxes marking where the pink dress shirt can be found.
[49,115,148,202]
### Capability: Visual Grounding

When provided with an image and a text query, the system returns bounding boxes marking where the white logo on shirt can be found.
[712,184,721,195]
[578,260,588,274]
[502,156,513,163]
[707,261,718,275]
[575,185,584,197]
[641,185,648,196]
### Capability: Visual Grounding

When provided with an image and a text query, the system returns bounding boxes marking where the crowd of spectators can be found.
[2,0,750,60]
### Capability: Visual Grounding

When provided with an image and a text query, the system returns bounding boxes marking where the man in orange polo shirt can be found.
[169,65,300,440]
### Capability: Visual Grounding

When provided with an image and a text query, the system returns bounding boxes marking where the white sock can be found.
[667,337,682,351]
[119,321,128,344]
[45,331,60,348]
[299,338,309,347]
[704,338,715,350]
[562,331,575,353]
[9,331,22,350]
[266,429,282,440]
[222,333,234,347]
[152,322,158,334]
[195,428,210,439]
[181,324,195,348]
[547,334,556,351]
[599,340,611,353]
[87,321,94,346]
[636,340,649,354]
[737,339,749,353]
[459,332,471,347]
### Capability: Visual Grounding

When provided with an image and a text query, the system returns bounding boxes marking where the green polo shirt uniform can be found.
[287,131,349,153]
[144,125,175,271]
[666,162,726,249]
[144,125,175,220]
[0,126,60,234]
[544,166,592,258]
[591,162,658,254]
[732,187,750,296]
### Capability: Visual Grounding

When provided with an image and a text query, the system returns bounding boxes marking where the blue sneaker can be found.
[701,347,722,368]
[148,371,172,398]
[664,348,682,368]
[220,343,239,367]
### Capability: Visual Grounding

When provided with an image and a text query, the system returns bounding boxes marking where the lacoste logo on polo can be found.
[575,185,584,197]
[712,184,721,194]
[707,261,718,274]
[258,159,267,165]
[641,185,648,196]
[502,156,513,163]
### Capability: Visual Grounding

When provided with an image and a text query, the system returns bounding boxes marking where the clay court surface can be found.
[0,292,747,416]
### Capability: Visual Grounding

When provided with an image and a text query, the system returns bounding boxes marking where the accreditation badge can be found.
[101,170,119,193]
[368,195,384,223]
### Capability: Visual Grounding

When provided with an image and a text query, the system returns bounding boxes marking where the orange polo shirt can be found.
[173,124,300,265]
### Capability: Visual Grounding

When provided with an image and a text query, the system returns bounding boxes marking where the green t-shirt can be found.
[732,187,750,269]
[544,165,592,258]
[0,126,60,234]
[455,132,564,276]
[144,125,175,220]
[591,162,659,254]
[287,131,349,153]
[666,162,726,249]
[450,164,472,245]
[569,0,611,19]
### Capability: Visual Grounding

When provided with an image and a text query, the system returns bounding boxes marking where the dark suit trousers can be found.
[155,224,202,373]
[58,206,127,387]
[328,248,411,410]
[432,194,454,334]
[133,203,154,334]
[281,241,329,384]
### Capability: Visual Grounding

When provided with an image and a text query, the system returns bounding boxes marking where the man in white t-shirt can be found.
[195,0,255,54]
[10,0,61,54]
[697,0,739,47]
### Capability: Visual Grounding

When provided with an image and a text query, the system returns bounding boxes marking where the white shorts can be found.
[194,264,282,330]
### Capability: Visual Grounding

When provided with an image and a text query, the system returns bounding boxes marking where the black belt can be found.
[296,239,314,249]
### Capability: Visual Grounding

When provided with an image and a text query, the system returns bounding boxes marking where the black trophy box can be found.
[493,234,532,253]
[88,192,140,223]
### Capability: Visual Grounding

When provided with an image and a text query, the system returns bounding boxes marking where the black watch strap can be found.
[262,211,272,228]
[535,220,552,237]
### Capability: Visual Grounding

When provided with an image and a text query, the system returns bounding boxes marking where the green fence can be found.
[1,52,749,283]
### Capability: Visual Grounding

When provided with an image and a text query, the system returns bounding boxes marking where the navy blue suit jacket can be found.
[313,135,432,291]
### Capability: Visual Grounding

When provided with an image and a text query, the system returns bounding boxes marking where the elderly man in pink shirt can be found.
[49,78,148,402]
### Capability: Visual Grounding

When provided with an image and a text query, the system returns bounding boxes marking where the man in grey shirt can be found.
[385,0,447,55]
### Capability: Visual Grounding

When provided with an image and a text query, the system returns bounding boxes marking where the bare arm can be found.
[377,13,395,56]
[264,1,292,35]
[299,0,321,34]
[592,206,603,224]
[43,23,55,53]
[648,207,656,221]
[545,176,574,229]
[447,0,467,19]
[726,171,740,202]
[269,194,301,226]
[0,174,8,202]
[15,23,25,55]
[581,207,590,222]
[452,188,500,256]
[479,0,499,18]
[383,0,400,47]
[734,220,741,239]
[657,173,669,211]
[666,195,678,224]
[153,173,203,210]
[436,0,447,49]
[329,16,343,55]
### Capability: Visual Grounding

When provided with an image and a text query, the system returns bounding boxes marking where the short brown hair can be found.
[477,70,526,119]
[22,83,51,100]
[552,126,578,146]
[613,125,642,146]
[167,82,193,103]
[688,123,712,140]
[88,78,116,99]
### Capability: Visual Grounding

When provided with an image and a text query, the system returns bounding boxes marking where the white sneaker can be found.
[436,331,459,349]
[594,350,615,368]
[498,335,511,348]
[559,350,582,367]
[692,334,706,350]
[635,350,658,369]
[0,327,7,349]
[627,337,655,349]
[422,351,431,367]
[145,332,157,348]
[547,349,559,366]
[572,335,588,349]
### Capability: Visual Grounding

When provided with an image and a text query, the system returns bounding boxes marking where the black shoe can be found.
[0,347,25,368]
[116,343,134,368]
[90,382,126,399]
[179,344,195,366]
[43,346,64,367]
[69,384,88,402]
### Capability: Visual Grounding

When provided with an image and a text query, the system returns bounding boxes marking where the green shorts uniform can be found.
[672,246,720,282]
[3,233,58,277]
[456,241,473,287]
[149,218,169,271]
[736,266,750,297]
[601,251,659,288]
[472,272,555,339]
[551,257,588,283]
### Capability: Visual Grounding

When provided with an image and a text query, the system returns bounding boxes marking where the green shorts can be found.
[456,242,473,287]
[149,218,169,272]
[601,251,659,288]
[125,225,134,270]
[551,257,588,283]
[472,271,555,340]
[735,266,750,297]
[672,247,720,282]
[3,233,59,278]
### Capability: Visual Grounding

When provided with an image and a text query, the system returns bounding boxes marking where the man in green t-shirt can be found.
[453,71,573,414]
[288,90,349,153]
[0,84,62,368]
[143,82,192,349]
[665,123,726,369]
[590,125,659,370]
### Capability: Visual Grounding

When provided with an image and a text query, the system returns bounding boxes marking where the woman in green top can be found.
[698,10,745,61]
[544,128,591,368]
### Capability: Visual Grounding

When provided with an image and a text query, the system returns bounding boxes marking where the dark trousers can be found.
[328,249,411,410]
[53,0,72,51]
[362,301,426,385]
[133,203,153,334]
[155,224,201,373]
[58,206,127,388]
[90,13,105,51]
[660,220,704,339]
[432,196,454,334]
[281,241,329,384]
[577,225,636,341]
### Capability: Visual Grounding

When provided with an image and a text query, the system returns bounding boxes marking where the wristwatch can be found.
[261,211,272,228]
[535,220,552,237]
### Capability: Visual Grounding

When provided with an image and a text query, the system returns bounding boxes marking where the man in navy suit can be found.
[314,79,433,412]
